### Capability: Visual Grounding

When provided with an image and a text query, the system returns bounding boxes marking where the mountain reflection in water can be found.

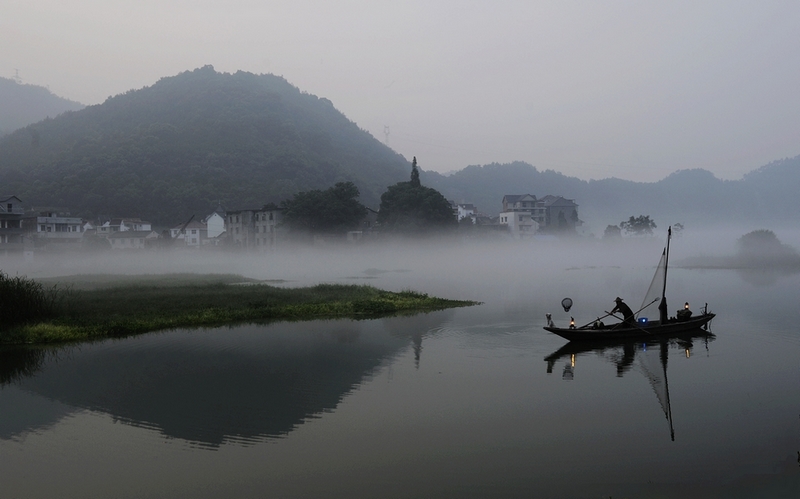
[0,311,452,448]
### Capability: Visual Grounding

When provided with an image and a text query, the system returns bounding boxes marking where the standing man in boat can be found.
[611,297,635,327]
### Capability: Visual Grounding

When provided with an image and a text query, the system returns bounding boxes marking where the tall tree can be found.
[377,158,456,233]
[282,182,367,234]
[620,215,656,236]
[410,156,421,187]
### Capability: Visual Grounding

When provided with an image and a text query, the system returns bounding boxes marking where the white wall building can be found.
[170,220,207,247]
[499,211,539,239]
[204,212,225,239]
[457,203,477,223]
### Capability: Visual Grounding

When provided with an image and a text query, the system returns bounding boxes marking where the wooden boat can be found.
[544,226,715,342]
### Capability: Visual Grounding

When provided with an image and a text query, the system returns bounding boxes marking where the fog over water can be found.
[3,226,798,297]
[2,228,800,497]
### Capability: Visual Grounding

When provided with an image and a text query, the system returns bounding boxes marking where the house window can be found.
[40,225,45,231]
[269,213,273,221]
[519,215,523,221]
[7,204,12,211]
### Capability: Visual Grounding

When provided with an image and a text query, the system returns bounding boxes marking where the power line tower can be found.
[12,69,22,84]
[383,125,390,145]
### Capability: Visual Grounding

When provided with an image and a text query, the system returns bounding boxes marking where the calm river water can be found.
[2,240,799,498]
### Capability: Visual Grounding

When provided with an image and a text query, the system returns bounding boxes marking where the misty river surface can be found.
[2,240,800,498]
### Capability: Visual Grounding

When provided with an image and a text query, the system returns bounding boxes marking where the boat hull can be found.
[544,313,715,341]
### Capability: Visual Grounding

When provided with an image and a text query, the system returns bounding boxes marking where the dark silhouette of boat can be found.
[544,226,715,341]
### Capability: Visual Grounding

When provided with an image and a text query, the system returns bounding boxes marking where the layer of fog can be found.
[3,226,797,305]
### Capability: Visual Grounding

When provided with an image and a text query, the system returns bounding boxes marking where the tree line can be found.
[282,157,456,234]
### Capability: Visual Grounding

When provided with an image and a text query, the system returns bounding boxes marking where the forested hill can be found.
[424,155,800,231]
[0,77,84,136]
[0,66,409,224]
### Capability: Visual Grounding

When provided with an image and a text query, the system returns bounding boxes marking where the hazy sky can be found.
[3,1,799,181]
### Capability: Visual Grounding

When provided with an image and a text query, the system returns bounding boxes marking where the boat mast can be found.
[658,226,671,323]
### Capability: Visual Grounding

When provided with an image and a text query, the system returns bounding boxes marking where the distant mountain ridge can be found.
[425,156,800,232]
[0,77,84,136]
[0,66,797,230]
[0,66,409,224]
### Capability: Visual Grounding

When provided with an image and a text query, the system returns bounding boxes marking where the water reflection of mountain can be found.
[545,331,715,440]
[0,311,452,448]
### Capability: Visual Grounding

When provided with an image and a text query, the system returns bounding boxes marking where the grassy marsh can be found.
[0,273,477,345]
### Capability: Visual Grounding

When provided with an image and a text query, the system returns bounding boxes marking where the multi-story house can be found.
[536,195,582,231]
[23,210,84,248]
[226,209,257,249]
[502,194,537,213]
[500,194,539,238]
[170,220,207,247]
[498,211,538,239]
[0,195,25,251]
[253,206,282,251]
[500,194,581,233]
[226,206,283,251]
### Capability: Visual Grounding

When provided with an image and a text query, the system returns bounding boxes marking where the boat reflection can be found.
[544,331,715,441]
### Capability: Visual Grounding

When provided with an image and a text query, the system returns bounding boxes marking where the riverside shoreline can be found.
[0,273,479,345]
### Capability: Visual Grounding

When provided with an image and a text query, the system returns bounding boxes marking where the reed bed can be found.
[0,271,59,328]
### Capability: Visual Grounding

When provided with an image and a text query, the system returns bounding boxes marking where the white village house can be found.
[170,220,208,247]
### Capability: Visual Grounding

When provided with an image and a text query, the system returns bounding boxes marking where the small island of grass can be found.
[0,272,479,345]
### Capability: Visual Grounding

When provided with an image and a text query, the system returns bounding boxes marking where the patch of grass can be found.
[1,275,478,345]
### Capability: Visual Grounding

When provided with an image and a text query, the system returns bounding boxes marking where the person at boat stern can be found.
[611,297,635,327]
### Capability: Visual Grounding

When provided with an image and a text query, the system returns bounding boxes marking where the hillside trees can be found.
[0,67,409,224]
[377,157,456,233]
[281,181,367,234]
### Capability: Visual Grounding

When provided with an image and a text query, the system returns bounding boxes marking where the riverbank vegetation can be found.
[0,273,477,345]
